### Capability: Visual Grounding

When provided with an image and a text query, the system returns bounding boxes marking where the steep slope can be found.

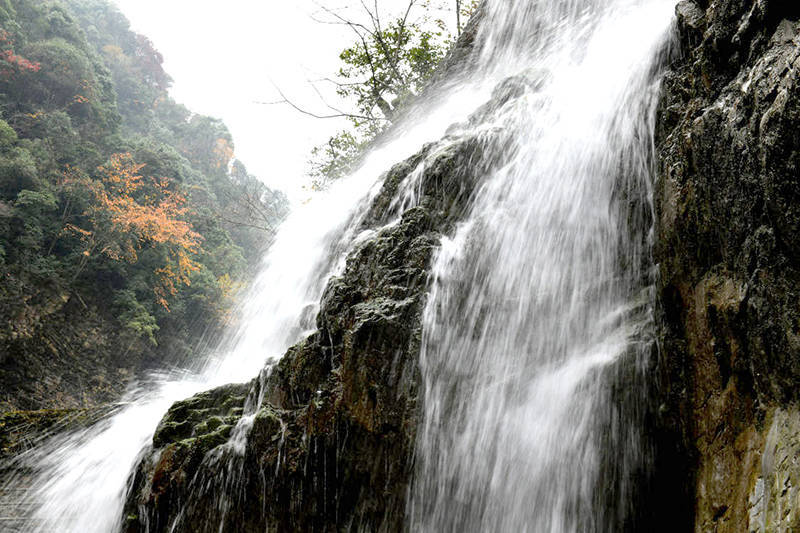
[655,0,800,530]
[0,0,287,413]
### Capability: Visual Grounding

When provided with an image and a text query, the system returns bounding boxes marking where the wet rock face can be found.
[0,407,107,460]
[655,1,800,530]
[123,121,501,532]
[0,296,156,413]
[123,383,250,531]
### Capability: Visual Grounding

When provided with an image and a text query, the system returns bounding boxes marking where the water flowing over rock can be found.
[122,131,502,531]
[4,0,800,531]
[124,0,680,530]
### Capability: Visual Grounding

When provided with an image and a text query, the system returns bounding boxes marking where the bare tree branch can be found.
[309,77,369,88]
[312,3,377,39]
[456,0,462,35]
[308,80,363,118]
[255,85,383,122]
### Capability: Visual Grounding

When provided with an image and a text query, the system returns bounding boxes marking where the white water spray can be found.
[1,0,678,530]
[409,0,676,531]
[0,64,495,533]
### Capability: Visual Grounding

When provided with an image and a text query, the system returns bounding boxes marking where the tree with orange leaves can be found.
[0,29,41,78]
[60,153,202,309]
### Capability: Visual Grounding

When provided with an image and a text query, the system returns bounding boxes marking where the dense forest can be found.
[0,0,288,411]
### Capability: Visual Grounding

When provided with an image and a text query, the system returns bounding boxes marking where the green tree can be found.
[303,0,478,189]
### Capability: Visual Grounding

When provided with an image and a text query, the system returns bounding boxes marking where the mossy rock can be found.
[152,382,250,449]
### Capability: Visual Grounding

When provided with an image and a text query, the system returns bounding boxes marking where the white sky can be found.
[110,0,432,202]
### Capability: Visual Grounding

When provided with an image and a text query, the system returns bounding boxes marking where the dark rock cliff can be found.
[655,0,800,530]
[0,296,162,412]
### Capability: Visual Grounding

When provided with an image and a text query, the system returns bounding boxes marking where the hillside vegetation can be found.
[0,0,288,411]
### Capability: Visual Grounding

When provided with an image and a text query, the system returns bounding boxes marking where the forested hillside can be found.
[0,0,288,412]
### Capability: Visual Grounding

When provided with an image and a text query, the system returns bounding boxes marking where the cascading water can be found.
[0,169,377,532]
[1,0,678,530]
[408,0,676,531]
[0,71,490,531]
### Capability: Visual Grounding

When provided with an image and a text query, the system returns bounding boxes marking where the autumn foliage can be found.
[0,0,288,367]
[61,153,202,309]
[0,30,41,77]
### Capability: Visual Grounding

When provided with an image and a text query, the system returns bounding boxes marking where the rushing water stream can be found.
[409,0,675,530]
[2,0,677,530]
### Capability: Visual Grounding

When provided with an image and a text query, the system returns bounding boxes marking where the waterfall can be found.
[408,0,675,531]
[1,0,678,530]
[0,71,492,531]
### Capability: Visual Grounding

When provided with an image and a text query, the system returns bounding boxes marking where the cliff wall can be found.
[655,1,800,530]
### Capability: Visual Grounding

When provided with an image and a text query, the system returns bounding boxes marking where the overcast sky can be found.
[109,0,436,202]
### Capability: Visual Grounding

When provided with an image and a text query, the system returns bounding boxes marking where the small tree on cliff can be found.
[271,0,478,189]
[328,1,451,124]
